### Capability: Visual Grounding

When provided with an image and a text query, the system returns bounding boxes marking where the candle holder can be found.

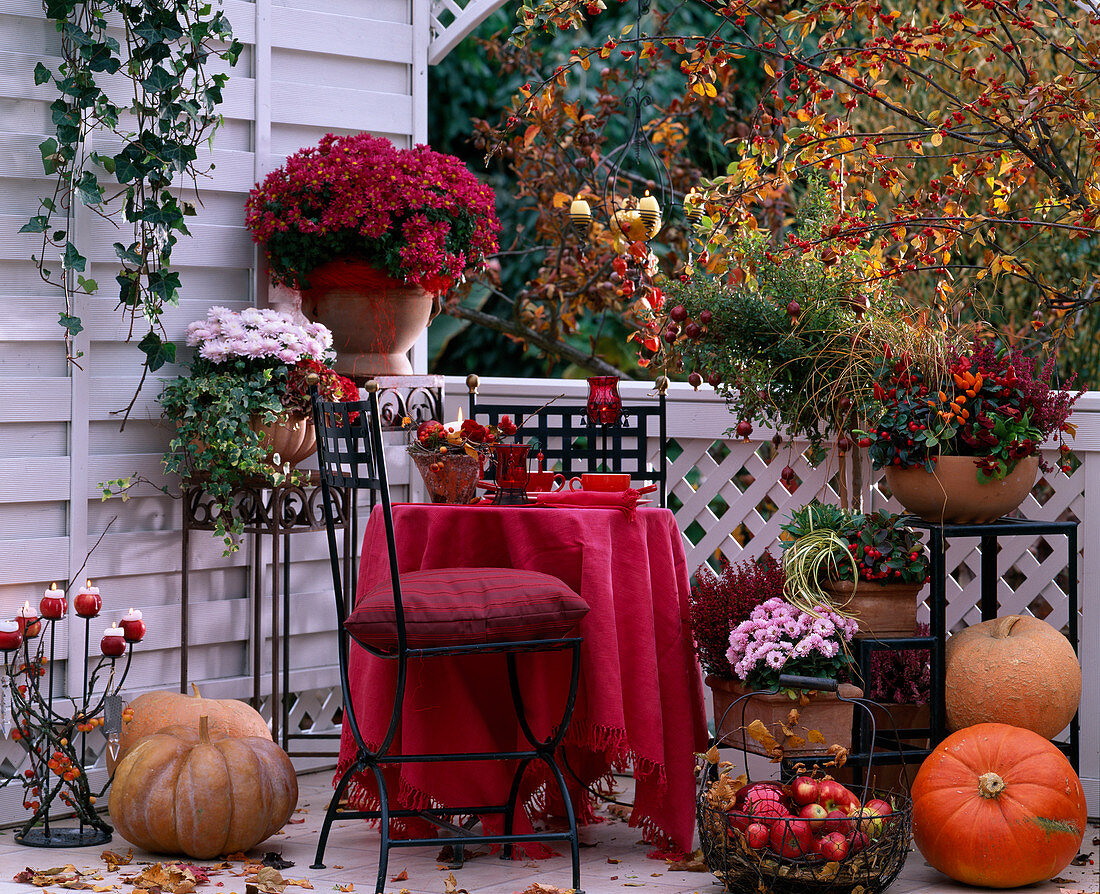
[490,443,533,505]
[1,581,139,847]
[583,376,626,472]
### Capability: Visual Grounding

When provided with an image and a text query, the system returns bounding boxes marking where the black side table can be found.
[181,474,355,754]
[847,516,1080,777]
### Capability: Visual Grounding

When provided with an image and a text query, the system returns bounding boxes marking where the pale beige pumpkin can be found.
[946,614,1081,739]
[109,717,297,859]
[119,683,270,756]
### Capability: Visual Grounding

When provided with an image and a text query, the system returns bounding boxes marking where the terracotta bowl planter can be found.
[884,454,1038,524]
[822,579,924,639]
[250,413,316,468]
[706,675,861,757]
[299,258,443,380]
[410,452,480,504]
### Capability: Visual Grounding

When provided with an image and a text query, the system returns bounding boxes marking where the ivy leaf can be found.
[76,274,98,293]
[138,332,176,371]
[19,215,49,234]
[75,170,102,205]
[140,66,176,93]
[62,241,86,272]
[39,137,59,175]
[58,312,84,336]
[34,62,52,85]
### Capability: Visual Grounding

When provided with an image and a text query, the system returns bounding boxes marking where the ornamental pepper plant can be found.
[860,342,1083,482]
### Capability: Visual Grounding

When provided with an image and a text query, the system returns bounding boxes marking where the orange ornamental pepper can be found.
[938,391,949,403]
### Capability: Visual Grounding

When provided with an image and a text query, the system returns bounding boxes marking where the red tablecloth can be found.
[335,504,709,853]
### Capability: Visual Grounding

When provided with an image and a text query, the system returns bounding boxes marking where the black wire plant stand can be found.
[697,674,913,894]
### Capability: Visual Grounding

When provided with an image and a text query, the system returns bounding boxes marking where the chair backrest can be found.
[468,377,669,506]
[311,386,409,654]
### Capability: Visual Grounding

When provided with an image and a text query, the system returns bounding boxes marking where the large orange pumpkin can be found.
[945,615,1081,738]
[118,684,270,756]
[109,716,297,859]
[911,723,1086,888]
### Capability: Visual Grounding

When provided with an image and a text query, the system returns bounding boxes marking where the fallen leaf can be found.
[514,886,574,894]
[1070,853,1089,866]
[284,881,312,890]
[606,859,620,865]
[390,871,408,882]
[285,819,305,825]
[101,851,134,872]
[261,855,294,871]
[244,867,286,894]
[442,872,466,894]
[121,864,198,894]
[335,886,354,893]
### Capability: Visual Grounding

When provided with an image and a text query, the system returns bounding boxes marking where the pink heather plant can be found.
[245,133,501,290]
[727,597,859,691]
[186,306,333,365]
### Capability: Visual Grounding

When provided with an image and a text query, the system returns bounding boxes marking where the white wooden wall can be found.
[0,0,427,815]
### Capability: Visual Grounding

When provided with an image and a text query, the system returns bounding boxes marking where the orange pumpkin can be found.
[108,716,297,859]
[945,615,1081,739]
[118,684,270,759]
[911,723,1086,888]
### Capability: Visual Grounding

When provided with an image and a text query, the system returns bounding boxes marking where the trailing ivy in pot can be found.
[21,0,241,417]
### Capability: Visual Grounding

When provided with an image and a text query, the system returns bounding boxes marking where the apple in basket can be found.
[744,822,770,849]
[798,802,829,832]
[823,808,852,835]
[847,829,871,854]
[816,778,861,813]
[790,775,819,806]
[854,798,893,839]
[816,831,850,861]
[727,781,791,832]
[769,817,814,859]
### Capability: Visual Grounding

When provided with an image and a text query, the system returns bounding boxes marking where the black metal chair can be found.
[467,374,670,507]
[309,384,586,894]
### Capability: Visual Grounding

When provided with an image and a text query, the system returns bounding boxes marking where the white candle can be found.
[0,620,18,633]
[44,583,64,599]
[122,608,142,622]
[18,601,36,620]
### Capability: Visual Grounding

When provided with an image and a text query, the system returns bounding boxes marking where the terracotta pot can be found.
[410,452,480,504]
[706,675,861,757]
[884,454,1038,524]
[249,413,316,468]
[821,579,924,639]
[299,258,443,380]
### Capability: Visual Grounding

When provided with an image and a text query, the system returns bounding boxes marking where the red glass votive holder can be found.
[491,443,532,505]
[586,376,622,425]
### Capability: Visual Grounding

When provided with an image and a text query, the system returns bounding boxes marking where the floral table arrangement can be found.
[780,502,929,638]
[407,413,518,504]
[245,132,501,377]
[859,342,1082,522]
[159,306,357,552]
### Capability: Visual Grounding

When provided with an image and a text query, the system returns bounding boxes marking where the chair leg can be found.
[540,751,582,894]
[500,756,534,861]
[371,763,392,894]
[312,759,361,869]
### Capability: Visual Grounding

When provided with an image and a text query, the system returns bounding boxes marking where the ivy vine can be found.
[22,0,241,418]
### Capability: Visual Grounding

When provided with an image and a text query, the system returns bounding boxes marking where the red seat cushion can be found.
[346,567,589,650]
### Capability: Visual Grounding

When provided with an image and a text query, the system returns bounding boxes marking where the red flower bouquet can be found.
[245,133,501,293]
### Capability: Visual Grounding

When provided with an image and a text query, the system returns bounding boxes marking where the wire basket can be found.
[696,674,914,894]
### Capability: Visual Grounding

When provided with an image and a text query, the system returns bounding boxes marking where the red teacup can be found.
[569,473,632,492]
[527,471,567,492]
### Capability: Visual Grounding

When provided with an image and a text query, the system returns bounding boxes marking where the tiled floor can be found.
[0,770,1096,894]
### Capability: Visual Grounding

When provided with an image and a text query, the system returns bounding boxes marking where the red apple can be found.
[790,776,819,806]
[822,808,851,836]
[847,830,870,854]
[733,781,790,813]
[798,802,829,831]
[752,801,794,828]
[745,822,770,849]
[852,802,891,839]
[769,817,814,860]
[816,779,860,813]
[816,831,850,861]
[73,590,101,618]
[863,797,893,817]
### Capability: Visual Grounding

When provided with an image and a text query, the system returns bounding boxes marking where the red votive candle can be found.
[101,624,126,658]
[0,619,22,652]
[39,582,67,620]
[74,579,102,619]
[120,608,145,643]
